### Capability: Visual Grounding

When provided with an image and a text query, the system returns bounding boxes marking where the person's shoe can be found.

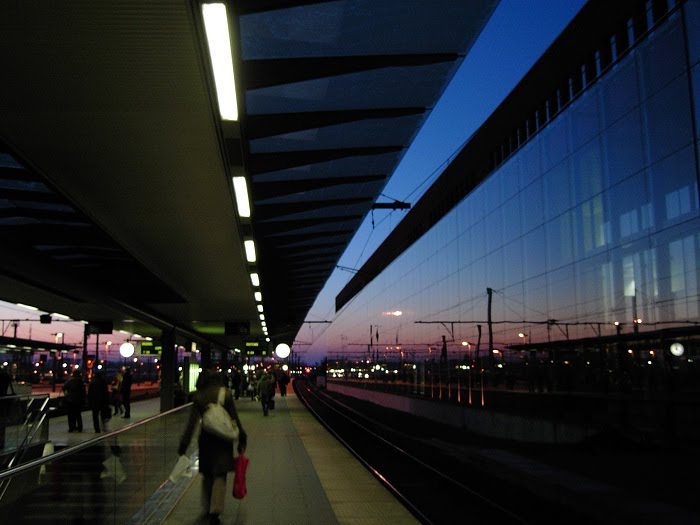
[68,429,74,433]
[123,415,130,418]
[208,514,221,525]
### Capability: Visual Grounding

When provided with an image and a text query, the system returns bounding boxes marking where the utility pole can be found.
[476,324,482,366]
[487,288,494,366]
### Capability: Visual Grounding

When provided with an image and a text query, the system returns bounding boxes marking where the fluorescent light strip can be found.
[254,292,262,302]
[202,3,238,121]
[244,240,256,262]
[250,273,260,287]
[259,314,265,321]
[16,303,38,311]
[232,176,251,218]
[257,304,264,313]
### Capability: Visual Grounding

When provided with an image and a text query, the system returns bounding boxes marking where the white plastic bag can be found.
[169,454,192,483]
[101,455,127,484]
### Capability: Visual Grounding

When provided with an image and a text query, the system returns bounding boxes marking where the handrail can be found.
[7,396,51,469]
[0,402,192,481]
[0,393,50,402]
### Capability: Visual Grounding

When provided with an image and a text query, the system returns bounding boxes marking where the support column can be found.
[82,327,89,375]
[201,344,212,371]
[160,328,176,413]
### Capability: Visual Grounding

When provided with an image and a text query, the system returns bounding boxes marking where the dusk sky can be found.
[296,0,588,363]
[0,0,589,364]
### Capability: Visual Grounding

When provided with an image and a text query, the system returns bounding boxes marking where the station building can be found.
[328,0,700,398]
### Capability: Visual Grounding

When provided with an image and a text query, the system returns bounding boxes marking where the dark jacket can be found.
[87,374,109,410]
[121,370,133,394]
[257,373,275,401]
[62,375,86,407]
[178,384,247,476]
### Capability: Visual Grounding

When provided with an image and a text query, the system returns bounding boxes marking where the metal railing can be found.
[0,403,193,524]
[0,394,51,464]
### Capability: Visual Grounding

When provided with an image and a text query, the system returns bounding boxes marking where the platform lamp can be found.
[275,343,291,360]
[120,340,135,359]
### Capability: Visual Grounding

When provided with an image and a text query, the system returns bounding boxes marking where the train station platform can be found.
[44,387,418,524]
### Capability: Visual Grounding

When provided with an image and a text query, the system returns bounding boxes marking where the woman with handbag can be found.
[178,370,247,525]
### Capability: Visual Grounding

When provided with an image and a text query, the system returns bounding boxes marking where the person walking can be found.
[111,369,124,416]
[88,371,110,433]
[121,366,133,418]
[62,370,86,432]
[257,369,275,416]
[231,367,241,400]
[178,371,247,525]
[278,369,290,397]
[248,372,257,401]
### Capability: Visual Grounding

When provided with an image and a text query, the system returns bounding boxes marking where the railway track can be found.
[293,378,591,525]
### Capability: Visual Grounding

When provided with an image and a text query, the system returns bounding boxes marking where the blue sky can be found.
[297,0,589,363]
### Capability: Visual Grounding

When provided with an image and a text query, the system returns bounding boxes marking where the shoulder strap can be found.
[217,387,226,405]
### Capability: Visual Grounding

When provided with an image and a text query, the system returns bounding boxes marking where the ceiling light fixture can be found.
[16,303,38,311]
[254,292,262,302]
[250,273,260,287]
[232,176,250,217]
[244,240,256,262]
[257,304,264,313]
[202,3,238,121]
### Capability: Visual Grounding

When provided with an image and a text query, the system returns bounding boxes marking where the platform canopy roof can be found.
[0,0,497,351]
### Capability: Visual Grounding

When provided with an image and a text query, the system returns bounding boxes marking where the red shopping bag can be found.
[232,454,249,499]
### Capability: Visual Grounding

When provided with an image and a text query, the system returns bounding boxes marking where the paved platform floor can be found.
[44,389,418,524]
[161,392,418,525]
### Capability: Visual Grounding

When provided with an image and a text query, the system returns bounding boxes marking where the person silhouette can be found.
[62,370,86,432]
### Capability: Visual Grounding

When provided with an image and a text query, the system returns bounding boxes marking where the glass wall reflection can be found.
[318,5,700,407]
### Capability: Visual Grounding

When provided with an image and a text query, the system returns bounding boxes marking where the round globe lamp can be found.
[670,342,684,357]
[275,343,291,359]
[120,342,135,358]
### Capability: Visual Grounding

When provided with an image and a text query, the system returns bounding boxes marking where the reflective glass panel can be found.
[638,13,686,99]
[604,108,645,187]
[642,74,694,166]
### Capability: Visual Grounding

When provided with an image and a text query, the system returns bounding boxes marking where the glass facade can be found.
[313,4,700,393]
